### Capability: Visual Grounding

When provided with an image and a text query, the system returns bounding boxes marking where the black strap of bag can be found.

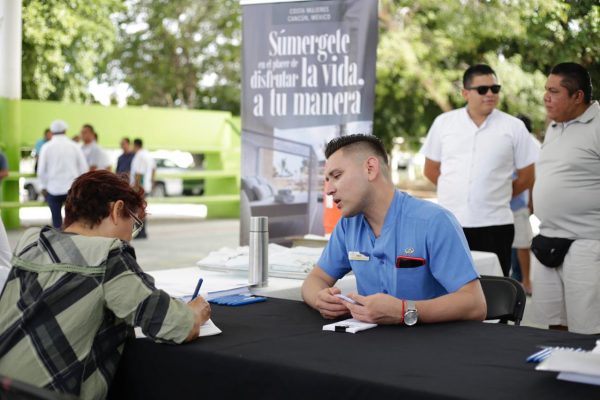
[531,234,574,268]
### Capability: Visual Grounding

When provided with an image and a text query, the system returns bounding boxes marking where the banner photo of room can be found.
[240,0,378,245]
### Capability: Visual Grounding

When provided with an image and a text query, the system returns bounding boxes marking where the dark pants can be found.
[463,224,515,277]
[510,248,521,281]
[46,193,68,229]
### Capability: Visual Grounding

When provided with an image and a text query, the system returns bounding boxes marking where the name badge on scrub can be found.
[348,251,370,261]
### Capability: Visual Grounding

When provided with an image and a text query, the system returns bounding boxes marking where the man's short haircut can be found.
[83,124,95,133]
[122,137,130,144]
[550,62,592,103]
[516,114,532,133]
[133,138,143,147]
[463,64,497,88]
[325,134,388,165]
[64,170,146,228]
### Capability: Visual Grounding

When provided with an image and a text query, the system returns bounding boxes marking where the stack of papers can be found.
[196,244,323,278]
[149,267,248,298]
[536,340,600,386]
[323,318,377,334]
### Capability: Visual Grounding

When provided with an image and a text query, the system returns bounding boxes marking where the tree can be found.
[375,0,600,150]
[22,0,597,146]
[109,0,241,112]
[21,0,123,102]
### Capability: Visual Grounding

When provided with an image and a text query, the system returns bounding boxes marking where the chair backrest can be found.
[480,275,526,325]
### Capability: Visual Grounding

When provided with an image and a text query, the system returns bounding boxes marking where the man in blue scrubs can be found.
[302,134,487,325]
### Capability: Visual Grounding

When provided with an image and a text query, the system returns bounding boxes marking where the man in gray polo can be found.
[532,62,600,334]
[80,124,111,171]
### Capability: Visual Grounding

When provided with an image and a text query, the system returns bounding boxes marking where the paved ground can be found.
[6,207,240,271]
[6,206,542,328]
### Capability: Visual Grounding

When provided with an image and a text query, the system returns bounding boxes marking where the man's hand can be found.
[345,293,404,325]
[301,265,349,319]
[315,287,350,319]
[41,189,48,199]
[185,296,211,341]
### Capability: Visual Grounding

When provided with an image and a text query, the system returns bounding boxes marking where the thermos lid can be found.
[250,216,269,231]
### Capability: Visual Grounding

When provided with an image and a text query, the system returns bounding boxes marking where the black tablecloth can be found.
[109,298,598,400]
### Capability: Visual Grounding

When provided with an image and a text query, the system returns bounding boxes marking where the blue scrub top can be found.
[510,171,528,211]
[510,189,528,211]
[317,191,479,300]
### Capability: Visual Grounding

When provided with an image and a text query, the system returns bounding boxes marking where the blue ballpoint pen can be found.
[192,278,204,300]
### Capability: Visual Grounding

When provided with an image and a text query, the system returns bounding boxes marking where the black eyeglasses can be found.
[466,85,501,95]
[128,210,144,238]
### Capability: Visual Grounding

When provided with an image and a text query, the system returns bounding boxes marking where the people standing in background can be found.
[421,64,538,277]
[33,128,52,173]
[116,137,135,177]
[130,138,155,239]
[532,62,600,334]
[37,120,88,228]
[510,114,540,296]
[80,124,111,171]
[0,148,8,184]
[0,146,8,207]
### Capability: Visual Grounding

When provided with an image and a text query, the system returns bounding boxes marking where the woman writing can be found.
[0,170,210,399]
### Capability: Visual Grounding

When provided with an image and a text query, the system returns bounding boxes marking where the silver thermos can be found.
[249,216,268,287]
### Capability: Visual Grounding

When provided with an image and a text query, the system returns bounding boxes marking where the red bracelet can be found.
[400,299,405,324]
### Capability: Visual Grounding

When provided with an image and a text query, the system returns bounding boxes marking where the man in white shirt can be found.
[532,62,600,334]
[130,138,155,238]
[421,64,538,276]
[38,120,88,228]
[80,124,112,171]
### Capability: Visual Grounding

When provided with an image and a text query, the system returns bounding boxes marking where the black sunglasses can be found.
[466,84,501,95]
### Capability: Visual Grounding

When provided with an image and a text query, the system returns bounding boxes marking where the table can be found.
[196,248,502,279]
[150,248,502,302]
[470,250,503,276]
[109,298,598,400]
[147,267,318,301]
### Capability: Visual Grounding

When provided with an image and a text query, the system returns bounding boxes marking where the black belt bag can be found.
[531,234,574,268]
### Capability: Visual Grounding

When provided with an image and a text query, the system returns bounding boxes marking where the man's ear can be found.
[573,89,585,104]
[461,88,469,101]
[365,156,380,181]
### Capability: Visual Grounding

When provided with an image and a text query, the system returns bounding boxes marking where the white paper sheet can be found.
[536,349,600,386]
[322,318,377,334]
[135,318,222,339]
[149,267,248,297]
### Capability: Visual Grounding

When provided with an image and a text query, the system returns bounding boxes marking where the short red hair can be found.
[64,170,146,228]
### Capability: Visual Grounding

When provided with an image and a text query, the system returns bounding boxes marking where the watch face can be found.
[404,310,418,326]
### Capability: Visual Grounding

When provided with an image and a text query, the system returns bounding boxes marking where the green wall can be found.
[20,100,236,152]
[0,99,241,227]
[0,98,21,227]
